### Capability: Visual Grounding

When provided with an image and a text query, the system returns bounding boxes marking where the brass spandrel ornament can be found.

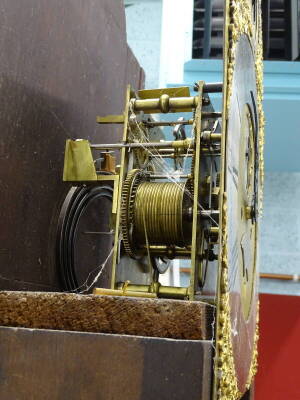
[214,0,264,398]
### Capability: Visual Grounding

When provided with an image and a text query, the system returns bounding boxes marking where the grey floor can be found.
[259,172,300,295]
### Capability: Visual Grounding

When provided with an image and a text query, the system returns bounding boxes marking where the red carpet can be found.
[255,293,300,399]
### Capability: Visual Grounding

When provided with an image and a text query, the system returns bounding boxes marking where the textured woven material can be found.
[0,291,215,340]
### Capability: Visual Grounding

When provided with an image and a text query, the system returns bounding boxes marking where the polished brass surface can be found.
[144,119,194,127]
[132,95,199,114]
[61,2,263,395]
[134,182,190,247]
[93,287,157,298]
[90,138,193,150]
[189,81,205,301]
[201,131,222,143]
[120,170,193,258]
[238,105,257,320]
[141,246,191,258]
[120,169,146,258]
[114,282,189,299]
[63,139,97,181]
[63,82,221,295]
[138,86,190,100]
[96,114,125,124]
[213,1,264,399]
[110,85,132,289]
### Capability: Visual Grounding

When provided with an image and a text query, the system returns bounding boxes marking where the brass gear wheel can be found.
[120,169,148,258]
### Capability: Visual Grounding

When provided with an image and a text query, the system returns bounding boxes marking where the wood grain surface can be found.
[0,0,144,291]
[0,291,215,340]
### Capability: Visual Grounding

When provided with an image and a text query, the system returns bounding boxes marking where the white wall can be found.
[159,0,194,87]
[125,0,194,89]
[125,0,163,89]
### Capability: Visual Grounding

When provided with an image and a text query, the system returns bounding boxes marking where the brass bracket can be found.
[63,139,97,181]
[93,281,189,299]
[96,114,124,124]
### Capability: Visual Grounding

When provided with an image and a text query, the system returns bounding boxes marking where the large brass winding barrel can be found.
[134,182,187,246]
